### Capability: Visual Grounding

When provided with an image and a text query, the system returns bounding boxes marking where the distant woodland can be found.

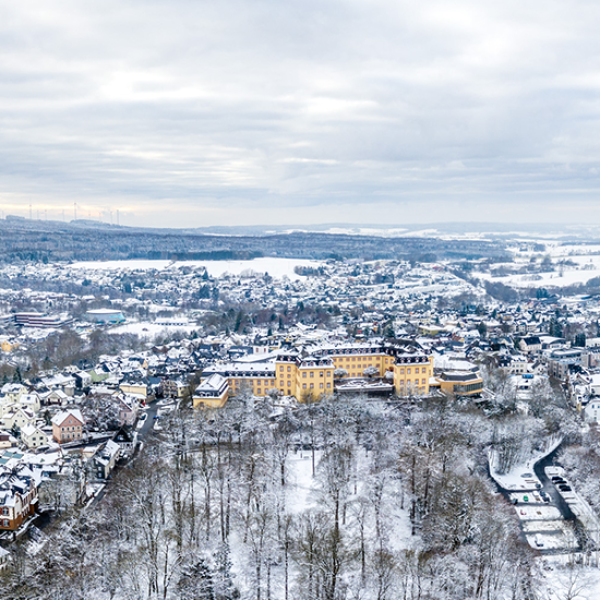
[0,219,506,263]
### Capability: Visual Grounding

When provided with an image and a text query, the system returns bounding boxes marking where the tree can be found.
[178,557,216,600]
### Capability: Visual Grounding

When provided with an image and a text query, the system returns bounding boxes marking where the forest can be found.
[0,218,505,264]
[2,390,548,600]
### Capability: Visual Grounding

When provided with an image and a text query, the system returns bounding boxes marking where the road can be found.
[533,446,578,524]
[137,397,161,438]
[491,441,583,554]
[84,397,163,509]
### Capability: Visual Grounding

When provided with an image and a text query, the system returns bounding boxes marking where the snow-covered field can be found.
[475,268,600,289]
[476,243,600,289]
[69,257,322,280]
[107,321,200,338]
[286,450,321,514]
[539,559,600,599]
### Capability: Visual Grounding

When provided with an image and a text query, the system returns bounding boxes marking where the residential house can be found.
[94,440,121,479]
[519,336,542,355]
[585,399,600,423]
[0,466,38,533]
[112,427,136,458]
[0,384,27,404]
[0,546,9,569]
[40,389,69,406]
[20,424,48,450]
[51,410,85,444]
[0,433,13,450]
[1,408,35,432]
[119,382,147,399]
[115,395,138,427]
[161,379,188,398]
[19,393,41,414]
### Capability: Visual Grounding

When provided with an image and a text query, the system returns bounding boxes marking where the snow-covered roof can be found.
[51,409,85,426]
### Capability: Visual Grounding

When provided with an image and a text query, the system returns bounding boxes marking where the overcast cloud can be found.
[2,0,600,227]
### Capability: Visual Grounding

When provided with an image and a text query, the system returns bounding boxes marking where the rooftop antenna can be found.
[73,203,77,220]
[29,204,32,219]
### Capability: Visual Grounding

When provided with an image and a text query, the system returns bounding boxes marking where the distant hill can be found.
[0,218,510,263]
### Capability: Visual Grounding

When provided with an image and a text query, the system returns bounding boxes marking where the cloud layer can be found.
[2,0,600,226]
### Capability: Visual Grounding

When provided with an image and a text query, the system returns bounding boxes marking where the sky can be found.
[2,0,600,228]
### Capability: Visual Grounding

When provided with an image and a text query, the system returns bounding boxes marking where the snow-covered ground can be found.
[515,505,562,521]
[523,520,570,533]
[69,257,322,280]
[286,450,321,514]
[491,464,541,492]
[539,559,600,599]
[107,321,201,338]
[489,437,562,491]
[475,268,600,289]
[476,243,600,289]
[526,530,578,551]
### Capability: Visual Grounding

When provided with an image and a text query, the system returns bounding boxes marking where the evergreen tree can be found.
[213,545,240,600]
[178,558,215,600]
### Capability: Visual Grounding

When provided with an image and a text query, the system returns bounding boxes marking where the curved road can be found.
[491,441,583,553]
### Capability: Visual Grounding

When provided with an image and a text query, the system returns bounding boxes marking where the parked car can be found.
[558,484,572,492]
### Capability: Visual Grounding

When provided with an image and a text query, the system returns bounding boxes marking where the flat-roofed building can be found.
[86,309,125,324]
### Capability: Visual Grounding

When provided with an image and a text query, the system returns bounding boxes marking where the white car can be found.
[136,414,148,429]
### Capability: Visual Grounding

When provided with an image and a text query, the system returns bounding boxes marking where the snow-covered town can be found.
[3,242,600,597]
[7,0,600,594]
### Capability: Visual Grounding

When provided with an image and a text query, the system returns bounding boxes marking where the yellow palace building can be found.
[201,341,435,404]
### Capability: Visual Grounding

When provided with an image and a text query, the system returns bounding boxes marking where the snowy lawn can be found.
[107,321,201,338]
[538,558,600,600]
[286,449,322,514]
